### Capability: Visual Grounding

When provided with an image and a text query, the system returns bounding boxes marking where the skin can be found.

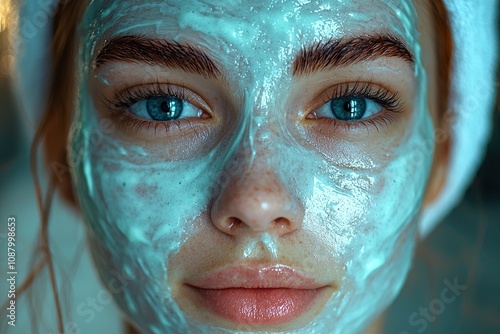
[68,0,449,333]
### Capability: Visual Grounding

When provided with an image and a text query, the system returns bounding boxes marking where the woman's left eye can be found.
[312,96,383,121]
[129,96,203,121]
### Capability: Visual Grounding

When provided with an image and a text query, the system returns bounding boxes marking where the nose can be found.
[210,163,304,237]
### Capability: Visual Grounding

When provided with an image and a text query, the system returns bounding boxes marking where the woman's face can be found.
[69,0,439,333]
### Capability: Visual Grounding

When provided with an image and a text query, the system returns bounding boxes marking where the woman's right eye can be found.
[99,84,216,137]
[129,95,204,121]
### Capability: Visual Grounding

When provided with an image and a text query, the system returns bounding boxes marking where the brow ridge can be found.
[293,34,414,76]
[94,35,221,78]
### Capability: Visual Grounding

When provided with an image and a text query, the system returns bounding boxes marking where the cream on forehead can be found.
[71,0,433,333]
[85,0,417,39]
[83,0,419,74]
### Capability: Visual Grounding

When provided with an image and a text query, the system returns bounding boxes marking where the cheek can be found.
[78,141,207,249]
[310,107,433,282]
[301,161,418,268]
[68,125,208,329]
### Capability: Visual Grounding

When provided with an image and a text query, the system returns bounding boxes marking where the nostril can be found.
[223,216,296,235]
[226,217,243,233]
[274,217,291,230]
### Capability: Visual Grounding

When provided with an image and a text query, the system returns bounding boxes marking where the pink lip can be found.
[186,265,328,325]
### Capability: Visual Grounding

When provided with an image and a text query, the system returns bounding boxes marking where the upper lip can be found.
[186,264,326,289]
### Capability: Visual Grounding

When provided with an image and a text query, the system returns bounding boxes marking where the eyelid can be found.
[96,82,215,139]
[299,80,406,135]
[101,82,213,115]
[306,81,404,116]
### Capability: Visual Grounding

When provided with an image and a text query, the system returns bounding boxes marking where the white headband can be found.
[11,0,499,237]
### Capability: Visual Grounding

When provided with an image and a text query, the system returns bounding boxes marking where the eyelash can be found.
[107,83,191,111]
[313,81,404,132]
[101,83,204,135]
[321,81,403,113]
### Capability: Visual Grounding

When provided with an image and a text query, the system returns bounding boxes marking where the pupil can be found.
[161,102,170,111]
[344,101,352,112]
[330,97,366,121]
[147,97,183,121]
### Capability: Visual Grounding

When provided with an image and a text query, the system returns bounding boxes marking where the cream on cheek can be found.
[68,0,434,333]
[70,88,221,331]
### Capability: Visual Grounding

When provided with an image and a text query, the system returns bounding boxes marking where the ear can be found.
[422,129,452,207]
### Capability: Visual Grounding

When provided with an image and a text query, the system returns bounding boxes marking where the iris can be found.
[330,97,366,121]
[146,96,183,121]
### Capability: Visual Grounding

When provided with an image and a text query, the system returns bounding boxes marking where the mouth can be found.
[184,264,332,326]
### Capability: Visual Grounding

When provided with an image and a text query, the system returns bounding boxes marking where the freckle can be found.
[135,184,158,197]
[123,182,126,187]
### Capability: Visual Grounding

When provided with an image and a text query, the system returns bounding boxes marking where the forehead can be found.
[83,0,419,57]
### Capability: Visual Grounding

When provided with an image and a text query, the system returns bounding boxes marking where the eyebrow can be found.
[292,34,414,76]
[94,35,221,78]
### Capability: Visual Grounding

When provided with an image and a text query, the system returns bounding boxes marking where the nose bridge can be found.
[237,72,286,167]
[238,117,273,173]
[228,118,289,209]
[223,88,280,178]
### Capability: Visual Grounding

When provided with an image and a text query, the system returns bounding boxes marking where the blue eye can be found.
[129,95,203,121]
[315,96,383,122]
[146,96,183,121]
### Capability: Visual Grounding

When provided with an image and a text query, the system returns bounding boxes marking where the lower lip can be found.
[193,287,323,325]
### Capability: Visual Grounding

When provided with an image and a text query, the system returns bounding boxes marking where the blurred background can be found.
[0,1,499,333]
[0,1,21,164]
